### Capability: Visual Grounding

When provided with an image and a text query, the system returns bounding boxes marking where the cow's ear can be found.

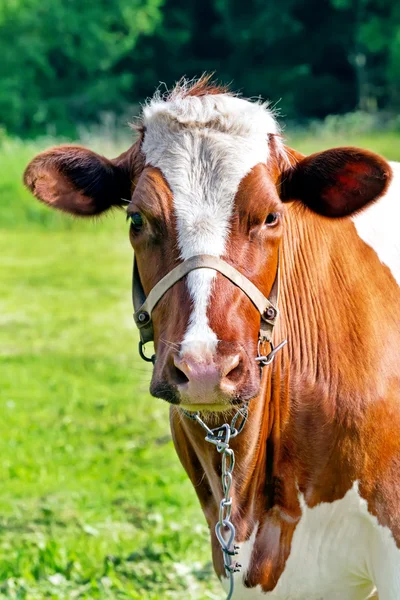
[279,147,392,217]
[24,145,134,216]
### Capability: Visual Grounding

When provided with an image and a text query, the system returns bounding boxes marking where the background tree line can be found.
[1,0,399,137]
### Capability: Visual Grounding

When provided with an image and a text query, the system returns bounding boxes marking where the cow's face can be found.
[24,83,392,412]
[127,93,288,411]
[129,166,284,410]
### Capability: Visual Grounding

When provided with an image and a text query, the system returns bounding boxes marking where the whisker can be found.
[159,338,181,351]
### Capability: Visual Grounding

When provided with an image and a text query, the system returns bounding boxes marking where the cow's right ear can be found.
[23,145,134,216]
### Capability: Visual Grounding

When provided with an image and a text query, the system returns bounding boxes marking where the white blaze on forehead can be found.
[352,160,400,286]
[141,92,281,352]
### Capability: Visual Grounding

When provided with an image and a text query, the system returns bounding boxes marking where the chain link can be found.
[181,404,249,600]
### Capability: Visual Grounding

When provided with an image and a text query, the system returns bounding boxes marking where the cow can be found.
[24,77,400,599]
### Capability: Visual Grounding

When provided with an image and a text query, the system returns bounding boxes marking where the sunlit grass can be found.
[0,123,399,598]
[0,228,220,598]
[288,130,400,159]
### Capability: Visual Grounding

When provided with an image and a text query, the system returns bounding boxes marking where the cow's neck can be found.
[170,367,278,577]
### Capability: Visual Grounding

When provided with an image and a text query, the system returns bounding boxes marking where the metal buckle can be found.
[138,341,156,364]
[205,423,231,452]
[255,338,287,366]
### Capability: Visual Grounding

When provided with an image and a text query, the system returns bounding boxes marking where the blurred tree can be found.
[131,0,366,119]
[0,0,397,136]
[0,0,163,135]
[214,0,357,117]
[331,0,400,111]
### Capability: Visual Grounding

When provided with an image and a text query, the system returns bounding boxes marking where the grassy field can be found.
[1,127,399,599]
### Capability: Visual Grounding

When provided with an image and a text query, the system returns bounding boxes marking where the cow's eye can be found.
[130,212,144,233]
[265,212,280,226]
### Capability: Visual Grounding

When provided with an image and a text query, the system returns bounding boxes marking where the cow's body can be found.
[24,78,400,599]
[171,161,400,598]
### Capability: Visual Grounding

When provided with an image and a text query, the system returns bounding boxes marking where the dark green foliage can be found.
[0,0,399,136]
[0,0,163,136]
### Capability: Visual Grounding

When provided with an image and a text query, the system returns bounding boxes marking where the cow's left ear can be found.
[24,145,134,216]
[279,147,392,217]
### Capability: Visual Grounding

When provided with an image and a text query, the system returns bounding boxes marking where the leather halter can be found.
[132,252,282,360]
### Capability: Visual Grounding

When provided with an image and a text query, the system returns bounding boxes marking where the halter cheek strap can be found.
[132,252,282,357]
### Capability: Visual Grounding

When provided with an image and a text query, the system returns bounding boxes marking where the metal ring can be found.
[138,341,156,364]
[255,338,287,366]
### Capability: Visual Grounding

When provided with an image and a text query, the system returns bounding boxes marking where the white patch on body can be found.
[221,483,400,599]
[352,161,400,286]
[141,91,283,352]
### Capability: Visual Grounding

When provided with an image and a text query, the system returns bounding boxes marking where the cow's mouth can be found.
[149,381,181,405]
[150,377,260,411]
[180,403,231,413]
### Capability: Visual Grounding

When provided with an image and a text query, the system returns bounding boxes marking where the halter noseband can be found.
[132,252,284,363]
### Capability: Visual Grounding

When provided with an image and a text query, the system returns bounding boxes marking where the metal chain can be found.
[181,404,249,600]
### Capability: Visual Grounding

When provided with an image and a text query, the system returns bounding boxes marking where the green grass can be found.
[1,125,399,599]
[289,129,400,158]
[0,228,221,599]
[0,136,221,599]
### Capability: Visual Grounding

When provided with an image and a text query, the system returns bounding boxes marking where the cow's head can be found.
[24,79,392,412]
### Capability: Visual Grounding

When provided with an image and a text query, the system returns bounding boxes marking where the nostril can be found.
[221,354,240,376]
[225,361,243,383]
[170,363,190,386]
[221,355,243,385]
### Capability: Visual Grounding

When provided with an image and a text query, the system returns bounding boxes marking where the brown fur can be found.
[168,73,229,99]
